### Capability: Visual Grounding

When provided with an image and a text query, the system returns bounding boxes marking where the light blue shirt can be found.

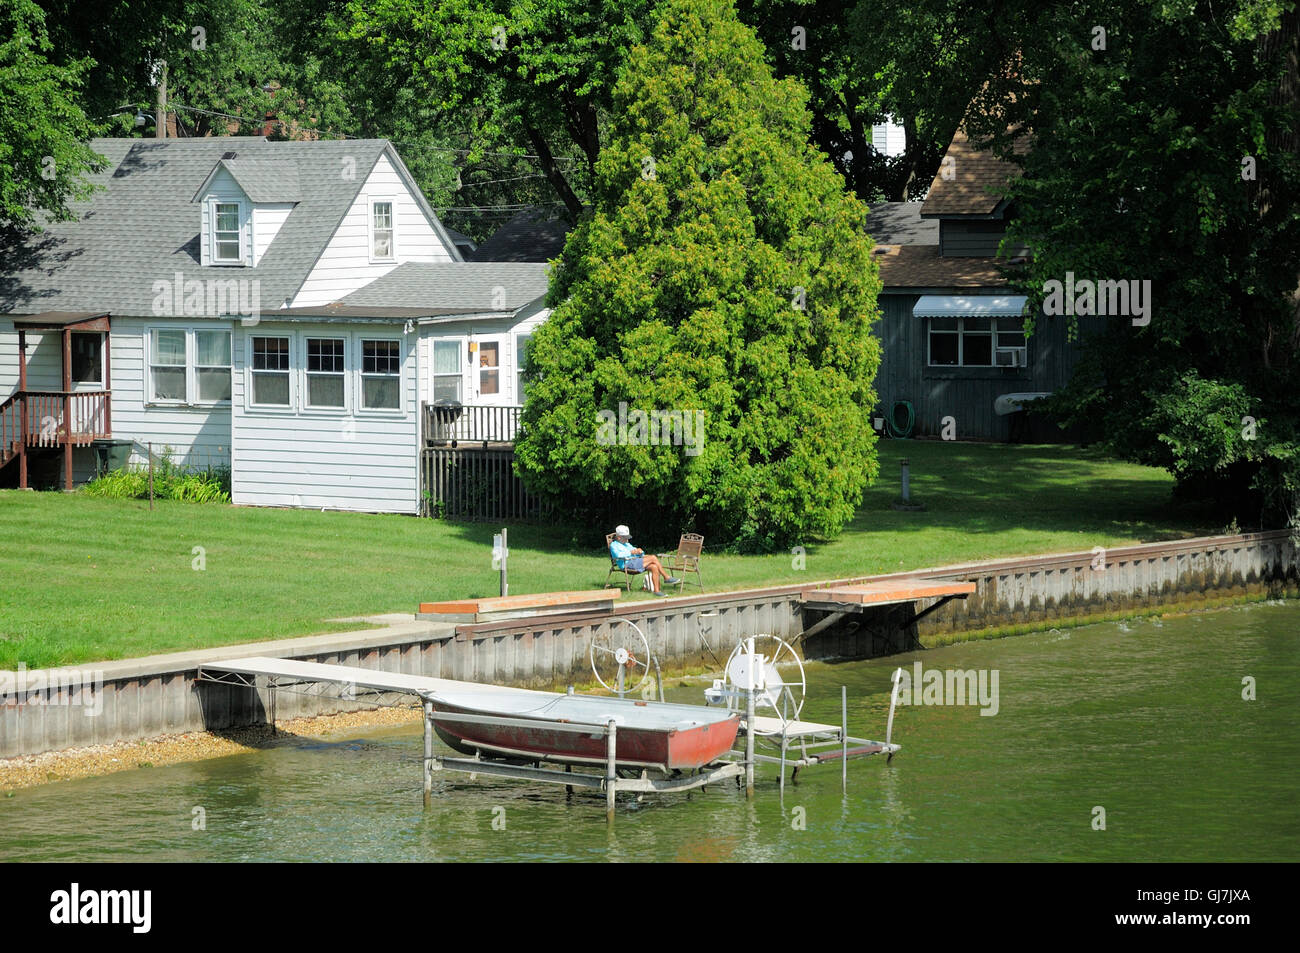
[609,539,637,567]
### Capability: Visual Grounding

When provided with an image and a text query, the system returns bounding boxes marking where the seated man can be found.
[609,524,679,596]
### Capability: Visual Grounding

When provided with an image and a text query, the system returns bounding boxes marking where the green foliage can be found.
[0,0,103,233]
[735,0,1011,202]
[80,468,148,500]
[515,0,882,550]
[83,462,231,504]
[998,0,1300,527]
[344,0,657,224]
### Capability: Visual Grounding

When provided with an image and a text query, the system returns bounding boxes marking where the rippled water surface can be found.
[2,601,1297,862]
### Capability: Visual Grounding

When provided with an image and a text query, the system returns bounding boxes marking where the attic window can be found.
[371,200,395,261]
[214,202,242,262]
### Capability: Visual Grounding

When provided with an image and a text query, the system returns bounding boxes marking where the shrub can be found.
[83,463,230,504]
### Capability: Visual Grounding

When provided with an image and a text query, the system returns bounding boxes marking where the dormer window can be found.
[371,199,395,261]
[214,202,243,263]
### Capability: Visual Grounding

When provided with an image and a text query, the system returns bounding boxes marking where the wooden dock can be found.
[801,579,977,612]
[418,589,623,623]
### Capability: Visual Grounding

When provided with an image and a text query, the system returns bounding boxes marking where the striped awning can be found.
[912,295,1027,318]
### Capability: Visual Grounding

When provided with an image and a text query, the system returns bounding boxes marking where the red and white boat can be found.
[427,687,741,772]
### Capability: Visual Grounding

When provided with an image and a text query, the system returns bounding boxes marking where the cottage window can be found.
[928,316,1025,367]
[305,337,346,408]
[361,339,401,410]
[214,202,242,262]
[371,201,395,260]
[251,336,291,406]
[431,339,461,402]
[150,329,187,401]
[195,330,232,401]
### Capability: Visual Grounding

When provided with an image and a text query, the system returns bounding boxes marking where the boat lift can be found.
[195,628,904,824]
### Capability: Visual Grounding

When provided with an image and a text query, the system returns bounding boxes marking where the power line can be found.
[459,172,550,187]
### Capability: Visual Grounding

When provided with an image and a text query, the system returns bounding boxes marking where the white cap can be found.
[614,524,630,537]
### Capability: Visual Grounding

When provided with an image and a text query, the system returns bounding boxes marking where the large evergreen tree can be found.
[514,0,881,550]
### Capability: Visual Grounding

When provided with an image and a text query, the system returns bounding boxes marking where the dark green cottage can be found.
[867,129,1091,442]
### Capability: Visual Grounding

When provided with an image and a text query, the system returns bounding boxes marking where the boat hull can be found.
[430,699,740,772]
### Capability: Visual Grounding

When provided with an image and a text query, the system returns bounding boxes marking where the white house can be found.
[0,136,551,514]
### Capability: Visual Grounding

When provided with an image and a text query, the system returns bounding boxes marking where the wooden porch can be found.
[423,402,521,448]
[1,311,112,490]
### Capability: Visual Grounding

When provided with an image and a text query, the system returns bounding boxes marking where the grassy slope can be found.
[0,441,1216,668]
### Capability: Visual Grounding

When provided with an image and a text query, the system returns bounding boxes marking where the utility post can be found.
[155,60,168,139]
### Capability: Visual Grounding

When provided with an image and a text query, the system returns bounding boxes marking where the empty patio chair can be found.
[659,533,704,591]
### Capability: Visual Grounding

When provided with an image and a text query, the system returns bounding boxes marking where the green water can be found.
[2,601,1297,862]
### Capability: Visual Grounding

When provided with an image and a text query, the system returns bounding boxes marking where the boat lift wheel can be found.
[590,619,653,697]
[722,635,807,736]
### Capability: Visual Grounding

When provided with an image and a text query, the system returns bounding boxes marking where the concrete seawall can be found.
[2,530,1295,759]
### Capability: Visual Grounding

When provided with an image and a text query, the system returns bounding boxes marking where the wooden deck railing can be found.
[423,403,521,446]
[0,390,112,469]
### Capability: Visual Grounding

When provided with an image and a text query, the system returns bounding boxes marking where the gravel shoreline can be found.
[0,705,424,793]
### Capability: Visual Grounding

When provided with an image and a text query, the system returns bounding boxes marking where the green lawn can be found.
[0,441,1218,669]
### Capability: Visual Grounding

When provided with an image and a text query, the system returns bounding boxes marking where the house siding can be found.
[1,321,63,396]
[939,220,1009,257]
[110,317,234,468]
[252,203,295,265]
[230,321,420,513]
[291,153,454,308]
[873,293,1097,441]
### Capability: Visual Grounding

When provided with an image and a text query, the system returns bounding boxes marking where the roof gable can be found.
[920,129,1028,218]
[0,137,395,316]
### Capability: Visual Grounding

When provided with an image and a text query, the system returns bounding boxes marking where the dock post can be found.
[841,685,848,792]
[423,700,434,808]
[745,653,755,799]
[606,719,617,824]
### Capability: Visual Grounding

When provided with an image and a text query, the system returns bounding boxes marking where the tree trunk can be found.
[524,122,585,222]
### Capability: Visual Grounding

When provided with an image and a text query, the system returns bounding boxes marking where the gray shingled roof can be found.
[865,202,939,246]
[471,208,573,263]
[341,262,550,312]
[192,157,303,203]
[0,136,461,317]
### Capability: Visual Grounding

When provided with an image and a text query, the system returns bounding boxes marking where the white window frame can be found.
[927,316,1025,368]
[148,327,189,405]
[358,335,404,414]
[429,336,465,405]
[247,333,294,410]
[146,326,233,407]
[211,199,246,265]
[475,336,503,399]
[302,335,348,413]
[193,328,233,404]
[368,197,397,263]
